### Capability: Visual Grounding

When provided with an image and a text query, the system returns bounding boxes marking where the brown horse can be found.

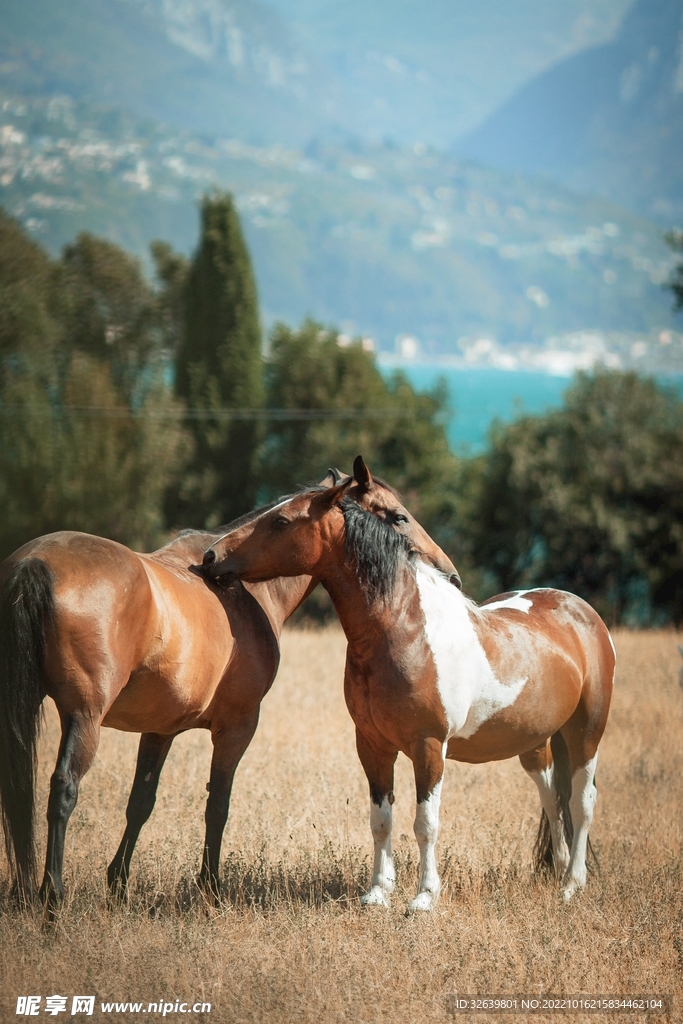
[200,457,616,910]
[0,470,458,910]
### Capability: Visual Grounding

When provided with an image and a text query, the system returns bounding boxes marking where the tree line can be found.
[0,195,681,624]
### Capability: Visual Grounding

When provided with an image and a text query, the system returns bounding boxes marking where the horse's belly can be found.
[444,668,582,763]
[446,717,553,763]
[102,667,218,734]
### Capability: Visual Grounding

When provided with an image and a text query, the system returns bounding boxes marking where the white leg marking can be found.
[526,765,570,879]
[562,751,598,901]
[360,797,395,908]
[407,777,443,913]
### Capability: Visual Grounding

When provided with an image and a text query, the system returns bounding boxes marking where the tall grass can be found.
[1,628,681,1022]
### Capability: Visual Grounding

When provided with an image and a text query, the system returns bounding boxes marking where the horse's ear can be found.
[353,455,373,492]
[316,477,353,508]
[319,467,344,486]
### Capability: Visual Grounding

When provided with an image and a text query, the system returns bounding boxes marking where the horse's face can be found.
[349,464,461,586]
[200,457,461,588]
[201,488,338,585]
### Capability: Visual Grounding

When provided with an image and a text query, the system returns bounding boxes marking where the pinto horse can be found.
[200,456,616,910]
[0,481,340,908]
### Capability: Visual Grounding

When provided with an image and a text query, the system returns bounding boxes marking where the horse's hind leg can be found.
[519,741,570,880]
[561,748,598,901]
[107,732,175,899]
[559,664,610,900]
[40,711,101,910]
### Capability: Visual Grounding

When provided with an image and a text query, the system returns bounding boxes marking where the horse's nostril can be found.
[203,549,217,566]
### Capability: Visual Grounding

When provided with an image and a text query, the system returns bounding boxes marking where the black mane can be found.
[341,497,413,603]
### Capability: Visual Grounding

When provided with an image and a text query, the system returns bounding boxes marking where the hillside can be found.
[266,0,632,145]
[456,0,683,223]
[0,0,632,150]
[1,90,679,373]
[0,0,340,145]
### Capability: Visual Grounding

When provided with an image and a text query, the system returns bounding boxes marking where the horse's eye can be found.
[394,512,409,524]
[273,515,290,528]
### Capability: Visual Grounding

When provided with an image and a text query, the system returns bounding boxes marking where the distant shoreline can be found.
[379,362,683,453]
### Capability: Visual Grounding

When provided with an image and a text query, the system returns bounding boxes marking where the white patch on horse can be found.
[415,564,528,739]
[481,591,533,614]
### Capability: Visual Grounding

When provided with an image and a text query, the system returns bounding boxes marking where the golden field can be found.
[1,627,682,1023]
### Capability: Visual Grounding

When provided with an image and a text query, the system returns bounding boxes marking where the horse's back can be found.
[479,587,614,666]
[478,586,615,720]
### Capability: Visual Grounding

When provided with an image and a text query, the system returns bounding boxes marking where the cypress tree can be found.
[174,193,264,527]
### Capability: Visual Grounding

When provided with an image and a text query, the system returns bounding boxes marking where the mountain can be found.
[0,91,678,370]
[264,0,632,145]
[0,0,680,372]
[0,0,632,150]
[0,0,342,145]
[456,0,683,223]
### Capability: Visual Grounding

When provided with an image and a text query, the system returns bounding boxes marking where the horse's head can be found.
[199,457,461,590]
[342,456,461,586]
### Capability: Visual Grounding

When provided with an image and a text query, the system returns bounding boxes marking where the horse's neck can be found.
[246,575,316,634]
[322,558,423,660]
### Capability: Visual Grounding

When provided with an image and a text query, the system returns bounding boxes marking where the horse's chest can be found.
[415,567,528,740]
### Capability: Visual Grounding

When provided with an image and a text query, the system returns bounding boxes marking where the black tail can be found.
[533,731,574,875]
[0,558,53,895]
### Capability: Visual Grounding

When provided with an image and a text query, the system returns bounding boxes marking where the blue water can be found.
[383,366,571,453]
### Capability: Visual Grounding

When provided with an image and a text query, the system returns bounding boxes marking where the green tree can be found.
[61,232,161,401]
[151,240,189,359]
[173,193,263,528]
[0,211,189,557]
[262,319,457,533]
[665,229,683,310]
[0,209,63,366]
[459,370,683,624]
[0,353,188,555]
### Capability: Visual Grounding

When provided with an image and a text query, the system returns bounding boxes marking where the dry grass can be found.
[1,628,682,1023]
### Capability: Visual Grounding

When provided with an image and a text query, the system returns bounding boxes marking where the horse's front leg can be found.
[107,732,176,900]
[408,736,446,912]
[198,708,261,901]
[355,728,398,908]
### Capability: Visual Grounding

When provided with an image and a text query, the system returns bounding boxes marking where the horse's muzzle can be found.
[190,549,237,586]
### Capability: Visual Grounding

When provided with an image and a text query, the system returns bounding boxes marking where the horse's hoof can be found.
[360,886,390,908]
[561,870,586,902]
[106,884,128,909]
[9,882,36,911]
[406,890,436,913]
[39,881,64,914]
[196,875,221,906]
[107,870,128,903]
